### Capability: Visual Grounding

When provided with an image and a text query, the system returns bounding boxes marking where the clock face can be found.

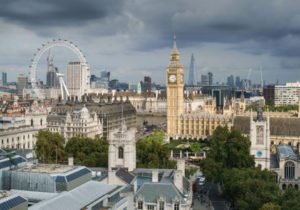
[169,75,177,83]
[256,150,263,157]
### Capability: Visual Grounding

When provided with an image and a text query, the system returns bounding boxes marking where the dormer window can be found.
[159,201,164,210]
[137,201,143,210]
[174,202,179,210]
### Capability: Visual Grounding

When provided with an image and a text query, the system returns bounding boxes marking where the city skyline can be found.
[1,0,300,85]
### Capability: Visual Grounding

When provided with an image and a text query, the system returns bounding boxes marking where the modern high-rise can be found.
[46,52,59,88]
[67,62,90,98]
[201,74,209,86]
[143,76,152,93]
[274,82,300,106]
[100,71,110,81]
[208,72,213,86]
[227,75,234,87]
[17,74,28,98]
[188,54,195,85]
[2,72,7,86]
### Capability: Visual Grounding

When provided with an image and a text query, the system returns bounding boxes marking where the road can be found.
[208,184,228,210]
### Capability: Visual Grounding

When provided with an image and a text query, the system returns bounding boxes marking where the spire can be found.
[171,35,179,54]
[170,35,180,62]
[188,53,195,85]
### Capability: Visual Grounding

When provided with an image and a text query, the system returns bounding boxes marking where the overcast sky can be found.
[1,0,300,85]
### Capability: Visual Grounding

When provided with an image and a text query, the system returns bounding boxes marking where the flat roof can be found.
[16,164,76,174]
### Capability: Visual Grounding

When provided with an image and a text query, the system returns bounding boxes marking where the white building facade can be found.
[275,82,300,106]
[47,106,103,140]
[0,101,47,150]
[67,62,90,98]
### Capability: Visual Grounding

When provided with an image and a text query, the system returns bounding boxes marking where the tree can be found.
[260,203,281,210]
[222,168,281,210]
[65,137,108,167]
[280,188,300,210]
[35,130,66,163]
[190,142,201,153]
[137,129,176,169]
[200,126,255,183]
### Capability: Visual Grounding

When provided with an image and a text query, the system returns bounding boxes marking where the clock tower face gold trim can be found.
[169,74,177,83]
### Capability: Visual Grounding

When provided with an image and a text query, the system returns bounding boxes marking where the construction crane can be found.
[56,73,70,100]
[242,68,252,91]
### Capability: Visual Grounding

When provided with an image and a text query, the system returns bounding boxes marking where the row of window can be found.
[137,201,179,210]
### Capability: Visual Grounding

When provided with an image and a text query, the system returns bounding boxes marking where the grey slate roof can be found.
[0,194,27,210]
[29,181,117,210]
[116,168,135,184]
[135,183,186,204]
[0,155,26,169]
[234,116,300,136]
[277,144,298,161]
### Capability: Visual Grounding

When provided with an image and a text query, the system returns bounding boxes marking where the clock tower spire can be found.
[166,36,184,139]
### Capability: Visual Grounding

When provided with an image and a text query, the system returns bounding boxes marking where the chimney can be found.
[152,170,159,183]
[177,159,185,177]
[174,170,183,193]
[68,157,74,166]
[174,159,185,193]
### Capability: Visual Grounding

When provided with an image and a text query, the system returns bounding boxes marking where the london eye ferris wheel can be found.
[29,39,90,100]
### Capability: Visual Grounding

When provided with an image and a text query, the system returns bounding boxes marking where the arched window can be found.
[31,119,33,126]
[40,119,43,126]
[285,161,295,180]
[282,184,286,190]
[118,147,124,159]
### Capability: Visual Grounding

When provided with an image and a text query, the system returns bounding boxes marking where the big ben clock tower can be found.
[166,36,184,139]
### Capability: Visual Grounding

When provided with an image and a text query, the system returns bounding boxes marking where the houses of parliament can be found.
[166,38,232,140]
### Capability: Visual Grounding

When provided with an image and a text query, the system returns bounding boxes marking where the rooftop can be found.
[15,164,75,174]
[277,144,298,161]
[29,181,117,210]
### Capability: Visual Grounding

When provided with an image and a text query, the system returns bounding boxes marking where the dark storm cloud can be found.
[125,0,300,57]
[0,0,124,26]
[1,0,300,84]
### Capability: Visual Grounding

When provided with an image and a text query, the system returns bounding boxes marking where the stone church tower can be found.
[250,109,270,169]
[166,36,184,139]
[108,121,136,184]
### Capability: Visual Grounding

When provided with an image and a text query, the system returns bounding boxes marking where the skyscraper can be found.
[17,74,28,98]
[67,62,89,98]
[46,51,59,88]
[208,72,213,86]
[143,76,152,93]
[188,54,195,85]
[201,75,208,86]
[2,72,7,86]
[227,75,234,87]
[100,71,110,82]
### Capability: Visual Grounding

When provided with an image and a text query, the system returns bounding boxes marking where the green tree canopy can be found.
[222,168,281,210]
[260,203,281,210]
[137,129,176,169]
[65,137,108,167]
[280,188,300,210]
[200,126,255,183]
[35,130,66,163]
